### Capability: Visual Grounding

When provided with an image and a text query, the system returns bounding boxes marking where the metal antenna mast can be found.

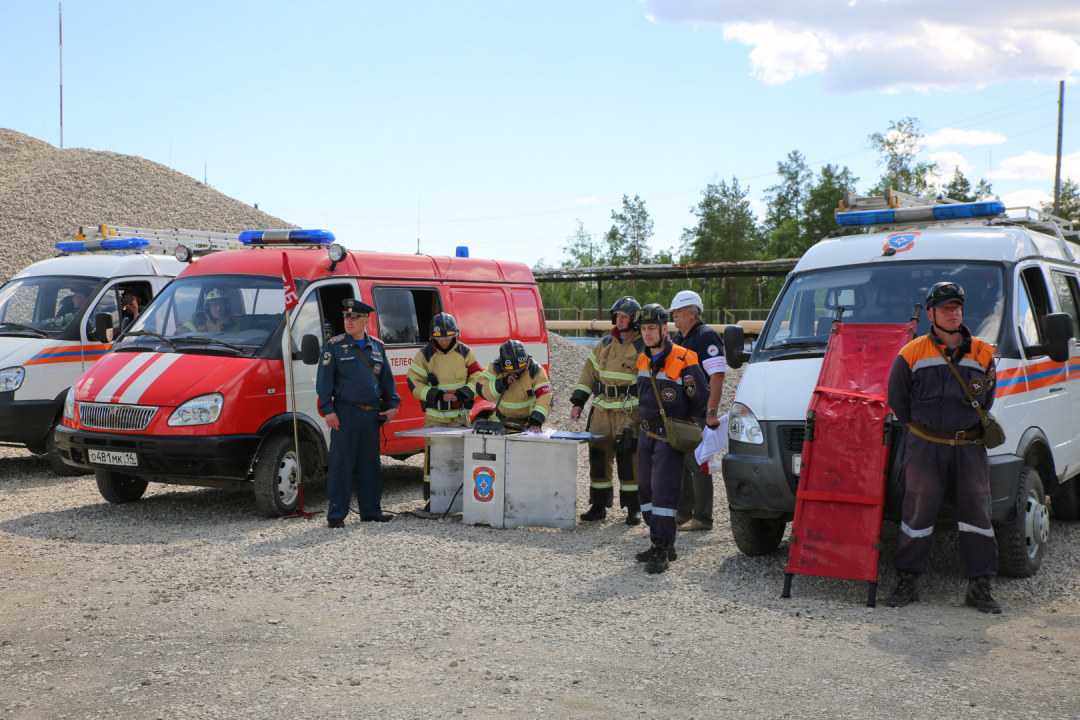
[59,3,63,149]
[1054,80,1065,217]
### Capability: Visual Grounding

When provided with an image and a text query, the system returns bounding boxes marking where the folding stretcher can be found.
[782,308,918,607]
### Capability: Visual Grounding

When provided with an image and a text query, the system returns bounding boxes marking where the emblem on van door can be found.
[968,378,984,395]
[882,232,918,253]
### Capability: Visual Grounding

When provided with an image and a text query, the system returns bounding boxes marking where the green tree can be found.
[1042,178,1080,221]
[606,195,653,266]
[560,220,603,268]
[868,117,938,196]
[679,177,762,311]
[763,151,813,238]
[804,164,859,243]
[942,168,995,203]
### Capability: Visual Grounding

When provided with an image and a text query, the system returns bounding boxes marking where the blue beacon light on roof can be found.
[55,237,151,253]
[238,229,336,245]
[834,201,1006,228]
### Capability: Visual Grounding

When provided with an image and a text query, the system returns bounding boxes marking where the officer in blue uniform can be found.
[316,298,401,528]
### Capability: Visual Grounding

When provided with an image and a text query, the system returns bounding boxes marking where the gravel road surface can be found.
[2,342,1080,720]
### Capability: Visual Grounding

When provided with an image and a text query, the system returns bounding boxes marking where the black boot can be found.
[636,543,677,563]
[886,571,920,608]
[625,510,642,526]
[580,504,607,521]
[965,577,1002,614]
[644,544,674,574]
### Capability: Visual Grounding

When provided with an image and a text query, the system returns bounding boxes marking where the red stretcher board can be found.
[782,319,917,607]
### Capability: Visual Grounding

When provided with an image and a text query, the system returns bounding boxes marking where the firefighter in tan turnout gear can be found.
[476,340,552,431]
[570,297,644,526]
[406,313,485,507]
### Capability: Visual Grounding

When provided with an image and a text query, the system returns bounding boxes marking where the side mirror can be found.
[93,313,113,344]
[724,325,752,369]
[301,334,322,365]
[1026,312,1075,363]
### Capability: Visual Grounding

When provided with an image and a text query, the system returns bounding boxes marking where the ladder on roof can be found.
[64,224,243,255]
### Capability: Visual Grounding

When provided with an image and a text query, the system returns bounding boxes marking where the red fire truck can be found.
[55,229,548,516]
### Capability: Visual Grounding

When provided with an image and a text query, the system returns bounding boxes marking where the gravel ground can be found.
[0,129,296,284]
[3,341,1080,720]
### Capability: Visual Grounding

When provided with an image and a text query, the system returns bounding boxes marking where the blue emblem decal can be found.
[473,466,495,502]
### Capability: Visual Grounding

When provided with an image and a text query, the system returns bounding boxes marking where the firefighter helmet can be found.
[637,303,669,327]
[498,339,529,373]
[926,282,965,309]
[609,296,641,328]
[205,288,229,302]
[430,313,459,338]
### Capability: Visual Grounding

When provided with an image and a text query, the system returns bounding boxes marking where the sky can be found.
[1,0,1079,268]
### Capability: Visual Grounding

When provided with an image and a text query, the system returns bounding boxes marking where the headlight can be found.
[0,366,25,392]
[64,388,76,420]
[168,393,224,426]
[728,402,764,445]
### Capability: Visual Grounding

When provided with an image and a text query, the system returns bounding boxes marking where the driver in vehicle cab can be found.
[178,288,240,334]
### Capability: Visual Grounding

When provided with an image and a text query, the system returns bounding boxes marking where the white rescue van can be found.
[722,192,1079,578]
[0,234,187,473]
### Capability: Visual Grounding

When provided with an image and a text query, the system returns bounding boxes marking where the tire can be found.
[95,469,149,504]
[46,419,89,477]
[254,435,301,518]
[729,509,786,556]
[993,466,1049,578]
[1050,478,1080,521]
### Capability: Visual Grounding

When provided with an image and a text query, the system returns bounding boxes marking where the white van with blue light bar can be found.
[0,224,194,473]
[721,190,1080,578]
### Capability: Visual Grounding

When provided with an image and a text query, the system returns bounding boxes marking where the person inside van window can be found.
[54,283,95,326]
[178,288,240,334]
[886,282,1001,614]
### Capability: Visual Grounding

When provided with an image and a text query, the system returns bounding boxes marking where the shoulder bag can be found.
[647,364,703,453]
[933,341,1005,449]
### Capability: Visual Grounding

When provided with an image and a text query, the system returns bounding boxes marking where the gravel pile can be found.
[0,129,296,284]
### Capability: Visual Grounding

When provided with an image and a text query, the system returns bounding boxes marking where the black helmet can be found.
[430,313,458,338]
[498,339,529,373]
[926,282,965,310]
[609,296,641,328]
[637,303,668,327]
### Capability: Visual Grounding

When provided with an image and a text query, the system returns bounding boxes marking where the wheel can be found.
[254,435,301,518]
[46,419,89,477]
[993,466,1049,578]
[95,469,148,503]
[1050,477,1080,521]
[729,509,786,556]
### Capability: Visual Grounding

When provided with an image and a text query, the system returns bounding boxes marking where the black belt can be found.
[909,421,983,446]
[597,383,635,399]
[433,399,462,411]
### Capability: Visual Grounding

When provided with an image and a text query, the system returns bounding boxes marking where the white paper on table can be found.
[517,427,556,439]
[694,413,729,471]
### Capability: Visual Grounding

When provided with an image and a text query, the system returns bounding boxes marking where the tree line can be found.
[537,117,1080,321]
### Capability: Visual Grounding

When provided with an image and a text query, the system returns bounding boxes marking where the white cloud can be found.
[644,1,1080,92]
[573,196,600,204]
[1001,188,1052,210]
[920,128,1008,149]
[996,150,1080,180]
[928,152,972,181]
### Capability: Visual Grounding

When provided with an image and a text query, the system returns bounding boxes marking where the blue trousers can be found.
[638,430,683,545]
[893,433,996,579]
[326,403,383,521]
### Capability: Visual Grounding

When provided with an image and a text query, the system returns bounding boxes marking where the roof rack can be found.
[56,225,336,260]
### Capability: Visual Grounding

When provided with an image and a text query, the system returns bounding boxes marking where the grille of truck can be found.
[78,403,158,432]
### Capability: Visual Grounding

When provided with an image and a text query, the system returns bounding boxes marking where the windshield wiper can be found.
[768,348,827,361]
[172,336,247,354]
[124,330,177,351]
[764,340,826,351]
[0,322,50,338]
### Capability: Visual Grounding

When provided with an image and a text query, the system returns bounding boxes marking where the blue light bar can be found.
[835,201,1006,227]
[238,229,335,245]
[55,237,151,253]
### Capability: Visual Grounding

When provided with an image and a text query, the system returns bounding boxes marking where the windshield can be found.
[121,274,289,352]
[0,275,103,336]
[759,262,1004,357]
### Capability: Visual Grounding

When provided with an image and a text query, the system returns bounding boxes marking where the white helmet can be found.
[669,290,704,314]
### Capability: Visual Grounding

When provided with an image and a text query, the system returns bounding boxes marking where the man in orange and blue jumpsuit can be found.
[633,303,709,574]
[886,282,1001,613]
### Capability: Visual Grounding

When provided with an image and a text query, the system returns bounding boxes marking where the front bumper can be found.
[0,398,60,445]
[54,425,262,482]
[721,420,1023,522]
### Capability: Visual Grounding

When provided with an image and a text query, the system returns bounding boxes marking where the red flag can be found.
[282,252,299,311]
